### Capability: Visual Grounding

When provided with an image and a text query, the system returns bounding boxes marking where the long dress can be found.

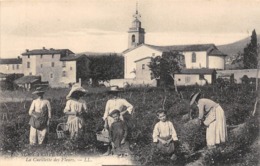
[64,99,87,140]
[197,98,227,146]
[29,98,51,145]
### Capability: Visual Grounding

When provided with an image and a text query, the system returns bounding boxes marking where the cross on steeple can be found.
[133,2,141,19]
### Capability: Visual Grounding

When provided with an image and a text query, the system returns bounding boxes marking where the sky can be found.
[0,0,260,58]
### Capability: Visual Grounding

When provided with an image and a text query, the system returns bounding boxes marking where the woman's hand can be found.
[111,142,115,149]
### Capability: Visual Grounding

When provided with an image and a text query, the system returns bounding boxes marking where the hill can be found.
[217,34,260,56]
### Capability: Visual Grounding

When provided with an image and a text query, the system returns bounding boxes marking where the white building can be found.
[121,8,226,86]
[0,57,23,74]
[20,47,90,88]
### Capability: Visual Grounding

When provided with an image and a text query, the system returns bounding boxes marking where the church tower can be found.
[128,3,145,49]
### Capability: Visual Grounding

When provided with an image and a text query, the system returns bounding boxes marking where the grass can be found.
[0,84,259,165]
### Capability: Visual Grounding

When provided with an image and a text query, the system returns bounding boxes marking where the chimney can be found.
[17,56,20,59]
[26,49,29,52]
[43,47,46,50]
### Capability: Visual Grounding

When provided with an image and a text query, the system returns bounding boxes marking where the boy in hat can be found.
[29,87,51,145]
[152,109,178,160]
[190,92,227,149]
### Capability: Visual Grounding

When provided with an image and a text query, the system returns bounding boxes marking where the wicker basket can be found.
[56,123,68,139]
[96,129,110,143]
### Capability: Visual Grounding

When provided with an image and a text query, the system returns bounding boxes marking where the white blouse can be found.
[103,98,133,120]
[153,121,178,142]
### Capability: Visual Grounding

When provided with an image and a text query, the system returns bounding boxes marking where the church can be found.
[119,7,226,87]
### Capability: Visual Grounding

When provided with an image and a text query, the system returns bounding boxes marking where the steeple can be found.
[128,2,145,49]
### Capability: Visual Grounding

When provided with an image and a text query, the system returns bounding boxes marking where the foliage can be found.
[0,85,258,166]
[243,29,258,69]
[148,51,185,87]
[88,54,124,86]
[0,74,23,91]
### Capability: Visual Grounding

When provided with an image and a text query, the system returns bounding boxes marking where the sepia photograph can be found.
[0,0,259,165]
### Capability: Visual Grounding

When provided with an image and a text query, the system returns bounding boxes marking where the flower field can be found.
[0,84,259,165]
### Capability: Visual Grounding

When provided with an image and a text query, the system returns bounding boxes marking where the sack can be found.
[29,111,48,130]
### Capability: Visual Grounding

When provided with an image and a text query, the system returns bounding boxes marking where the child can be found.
[152,109,178,160]
[109,109,128,157]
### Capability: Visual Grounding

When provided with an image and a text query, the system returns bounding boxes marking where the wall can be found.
[34,54,63,87]
[208,56,225,69]
[0,64,23,74]
[175,74,212,86]
[217,69,260,83]
[182,51,207,69]
[135,58,152,81]
[124,45,162,79]
[60,61,77,84]
[22,55,37,75]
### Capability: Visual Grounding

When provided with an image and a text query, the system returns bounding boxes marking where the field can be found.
[0,84,259,165]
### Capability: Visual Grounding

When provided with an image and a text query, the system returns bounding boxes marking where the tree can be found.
[88,54,124,86]
[148,51,185,91]
[244,29,258,69]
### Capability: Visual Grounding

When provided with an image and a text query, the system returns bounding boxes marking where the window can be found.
[50,73,53,79]
[51,62,55,67]
[29,72,32,75]
[27,62,30,68]
[40,64,43,68]
[52,54,54,58]
[70,67,73,70]
[185,76,191,83]
[62,71,66,77]
[16,64,19,69]
[12,64,15,70]
[40,54,43,58]
[28,55,30,58]
[132,35,135,44]
[199,74,205,80]
[192,52,196,63]
[62,61,66,67]
[142,64,145,70]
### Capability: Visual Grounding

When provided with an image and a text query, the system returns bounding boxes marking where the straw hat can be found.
[32,87,45,95]
[189,92,201,106]
[66,83,87,99]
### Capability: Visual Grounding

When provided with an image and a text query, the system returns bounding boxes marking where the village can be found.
[0,6,259,90]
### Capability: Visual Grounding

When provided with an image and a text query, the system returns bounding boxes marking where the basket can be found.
[56,123,69,139]
[96,129,110,143]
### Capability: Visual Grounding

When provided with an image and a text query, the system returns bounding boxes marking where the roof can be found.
[0,73,8,78]
[134,56,151,63]
[176,68,216,75]
[14,75,41,84]
[21,48,74,56]
[60,54,88,61]
[0,58,22,64]
[122,43,226,57]
[146,43,216,52]
[208,48,227,56]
